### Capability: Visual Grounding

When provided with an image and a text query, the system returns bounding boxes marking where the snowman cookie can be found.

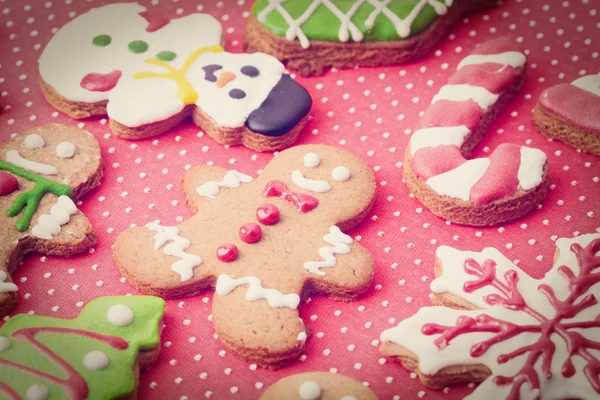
[0,124,102,317]
[113,144,376,368]
[39,3,313,152]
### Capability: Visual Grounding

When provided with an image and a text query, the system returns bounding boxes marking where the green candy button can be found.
[156,51,176,62]
[128,40,149,54]
[92,34,111,47]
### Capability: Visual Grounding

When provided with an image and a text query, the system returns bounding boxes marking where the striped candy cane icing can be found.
[409,38,547,204]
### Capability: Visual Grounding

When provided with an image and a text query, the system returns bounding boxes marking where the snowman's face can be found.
[39,3,222,103]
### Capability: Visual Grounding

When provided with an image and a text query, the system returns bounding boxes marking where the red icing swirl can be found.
[263,180,318,214]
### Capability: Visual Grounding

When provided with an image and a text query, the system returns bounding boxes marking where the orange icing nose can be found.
[216,72,236,88]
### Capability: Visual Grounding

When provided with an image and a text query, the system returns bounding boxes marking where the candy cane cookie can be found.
[403,37,550,226]
[245,0,500,76]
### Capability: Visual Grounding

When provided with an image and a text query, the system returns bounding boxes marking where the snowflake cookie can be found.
[380,233,600,399]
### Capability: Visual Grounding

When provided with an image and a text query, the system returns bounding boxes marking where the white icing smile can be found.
[291,170,331,193]
[5,150,58,175]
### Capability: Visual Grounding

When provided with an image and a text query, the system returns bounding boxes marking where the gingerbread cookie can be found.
[260,372,379,400]
[114,144,376,368]
[533,73,600,157]
[403,38,550,226]
[380,233,600,399]
[0,124,102,317]
[245,0,500,76]
[0,295,165,400]
[39,3,313,152]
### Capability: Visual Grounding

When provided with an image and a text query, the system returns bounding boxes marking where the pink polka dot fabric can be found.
[0,0,599,399]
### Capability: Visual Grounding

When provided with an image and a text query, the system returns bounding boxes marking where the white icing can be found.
[432,84,500,111]
[304,226,353,276]
[425,158,490,201]
[571,73,600,96]
[457,51,527,70]
[0,271,18,294]
[291,170,331,193]
[146,222,202,282]
[196,170,253,199]
[298,381,321,400]
[0,336,10,352]
[31,196,78,240]
[409,125,471,156]
[216,274,300,309]
[331,166,351,182]
[381,233,600,400]
[26,384,48,400]
[303,152,320,168]
[258,0,452,48]
[297,331,307,342]
[517,147,547,190]
[83,351,110,370]
[39,3,223,103]
[56,142,76,159]
[24,134,45,149]
[106,304,134,327]
[5,150,58,175]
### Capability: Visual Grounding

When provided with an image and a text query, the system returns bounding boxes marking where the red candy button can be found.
[256,203,280,225]
[239,223,262,244]
[217,244,238,263]
[0,171,18,196]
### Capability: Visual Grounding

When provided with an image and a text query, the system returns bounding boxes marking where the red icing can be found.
[469,143,521,204]
[470,37,523,56]
[263,180,318,214]
[539,84,600,134]
[411,145,466,181]
[0,171,18,196]
[256,203,280,225]
[217,243,238,263]
[418,100,482,131]
[139,10,171,32]
[0,382,19,400]
[422,239,600,399]
[1,327,129,400]
[80,70,122,92]
[239,223,262,244]
[450,63,521,94]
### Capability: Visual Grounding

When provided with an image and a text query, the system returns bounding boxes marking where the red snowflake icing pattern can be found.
[381,234,600,400]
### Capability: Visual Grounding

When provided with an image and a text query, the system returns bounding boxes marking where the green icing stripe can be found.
[0,160,73,232]
[253,0,450,43]
[0,296,165,400]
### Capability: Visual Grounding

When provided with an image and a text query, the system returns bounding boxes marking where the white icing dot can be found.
[106,304,134,326]
[297,331,307,342]
[298,381,321,400]
[0,336,10,352]
[83,350,110,370]
[56,142,76,158]
[26,384,49,400]
[24,133,45,149]
[331,166,351,182]
[303,152,321,168]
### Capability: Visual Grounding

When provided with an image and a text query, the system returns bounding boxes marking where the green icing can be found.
[252,0,448,42]
[128,40,149,54]
[92,34,112,47]
[0,161,73,232]
[0,296,165,400]
[156,51,177,62]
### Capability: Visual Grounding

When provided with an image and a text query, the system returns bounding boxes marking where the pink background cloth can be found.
[0,0,599,398]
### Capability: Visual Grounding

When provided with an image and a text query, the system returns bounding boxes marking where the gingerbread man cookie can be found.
[0,296,165,400]
[245,0,500,76]
[403,37,550,226]
[260,372,379,400]
[380,233,600,399]
[39,3,312,152]
[533,72,600,157]
[0,124,102,317]
[114,144,376,368]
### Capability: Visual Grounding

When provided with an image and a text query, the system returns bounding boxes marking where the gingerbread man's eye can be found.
[331,166,350,182]
[203,64,223,82]
[240,65,260,78]
[229,89,246,99]
[24,134,45,149]
[56,142,76,159]
[303,152,320,168]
